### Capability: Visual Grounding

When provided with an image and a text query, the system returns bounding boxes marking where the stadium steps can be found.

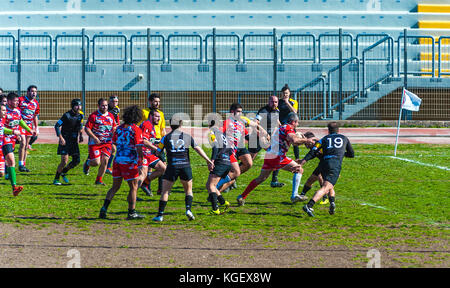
[330,79,404,120]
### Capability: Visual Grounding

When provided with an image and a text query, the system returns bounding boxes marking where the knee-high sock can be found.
[216,175,231,190]
[272,170,279,182]
[7,167,16,187]
[241,179,259,199]
[292,173,302,198]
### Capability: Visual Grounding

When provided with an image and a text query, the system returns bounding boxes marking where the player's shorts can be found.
[88,143,112,160]
[318,158,341,186]
[248,139,262,154]
[262,155,293,171]
[20,123,33,137]
[236,148,250,158]
[139,154,160,168]
[2,143,15,156]
[312,165,321,177]
[162,165,193,182]
[210,162,231,178]
[112,162,139,181]
[0,151,5,172]
[57,138,79,156]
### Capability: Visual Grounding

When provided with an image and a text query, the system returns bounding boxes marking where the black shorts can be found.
[236,148,250,158]
[318,158,342,186]
[312,165,321,176]
[210,162,231,178]
[2,144,14,156]
[162,165,193,182]
[57,138,80,156]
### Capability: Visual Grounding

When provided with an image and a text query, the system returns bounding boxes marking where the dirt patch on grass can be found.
[0,223,447,268]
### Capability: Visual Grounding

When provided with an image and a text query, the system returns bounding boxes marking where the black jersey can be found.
[278,99,297,124]
[256,105,279,135]
[209,127,234,166]
[108,106,120,124]
[304,133,354,162]
[55,110,84,139]
[158,130,197,168]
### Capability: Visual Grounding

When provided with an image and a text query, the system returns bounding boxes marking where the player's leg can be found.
[238,152,253,174]
[95,146,111,185]
[0,152,5,177]
[54,154,69,185]
[106,144,116,174]
[61,153,81,183]
[299,173,319,200]
[218,159,240,193]
[99,175,123,219]
[281,160,304,203]
[153,179,174,222]
[237,168,272,206]
[181,179,195,220]
[18,135,30,172]
[3,145,22,196]
[126,177,144,220]
[303,181,334,217]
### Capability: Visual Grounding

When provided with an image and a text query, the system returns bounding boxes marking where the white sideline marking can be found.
[389,156,450,171]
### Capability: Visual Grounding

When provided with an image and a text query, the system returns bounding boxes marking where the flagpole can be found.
[394,88,405,156]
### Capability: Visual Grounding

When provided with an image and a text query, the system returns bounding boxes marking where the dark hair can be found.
[98,98,107,106]
[149,93,160,102]
[286,112,299,124]
[149,108,159,117]
[281,84,290,93]
[27,85,37,93]
[109,95,118,101]
[0,94,6,102]
[304,131,315,139]
[71,98,82,108]
[229,103,243,113]
[122,105,143,125]
[327,121,339,134]
[7,92,18,101]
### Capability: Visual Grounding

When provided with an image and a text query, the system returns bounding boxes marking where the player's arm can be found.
[78,113,84,143]
[19,119,32,133]
[143,138,158,151]
[84,126,100,144]
[3,127,18,136]
[345,138,355,158]
[192,136,214,171]
[55,114,67,145]
[287,132,313,147]
[301,140,323,164]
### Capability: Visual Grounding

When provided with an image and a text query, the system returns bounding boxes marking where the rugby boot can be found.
[270,181,285,188]
[329,202,336,215]
[99,207,107,219]
[209,209,221,215]
[152,215,164,222]
[302,204,315,217]
[186,210,195,221]
[290,195,302,203]
[141,184,153,197]
[53,179,62,185]
[19,166,30,172]
[61,173,69,184]
[236,195,245,206]
[12,186,23,197]
[127,210,145,220]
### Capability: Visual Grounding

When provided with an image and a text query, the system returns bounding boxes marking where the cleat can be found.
[99,207,107,219]
[270,181,285,188]
[230,181,237,190]
[83,160,90,175]
[141,184,153,197]
[290,195,302,203]
[236,195,245,207]
[61,173,69,184]
[53,179,62,185]
[95,181,106,186]
[320,198,330,205]
[19,166,30,172]
[302,205,315,217]
[221,201,230,213]
[209,209,221,215]
[186,210,195,221]
[329,202,336,215]
[105,168,112,175]
[13,186,23,197]
[127,211,145,220]
[298,194,308,202]
[152,215,163,222]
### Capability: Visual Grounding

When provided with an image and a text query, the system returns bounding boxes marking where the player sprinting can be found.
[137,109,166,197]
[18,85,40,172]
[236,113,313,206]
[301,122,354,217]
[99,105,145,220]
[53,99,84,185]
[3,92,32,196]
[83,98,118,185]
[152,116,214,222]
[0,104,21,180]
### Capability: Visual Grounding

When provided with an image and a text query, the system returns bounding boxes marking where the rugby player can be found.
[99,105,145,220]
[18,85,40,172]
[302,122,354,217]
[152,116,214,222]
[105,95,120,175]
[0,104,21,179]
[138,109,166,197]
[53,99,84,185]
[3,92,32,196]
[83,98,118,185]
[237,112,314,206]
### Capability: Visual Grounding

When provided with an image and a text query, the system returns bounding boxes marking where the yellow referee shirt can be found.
[139,108,166,139]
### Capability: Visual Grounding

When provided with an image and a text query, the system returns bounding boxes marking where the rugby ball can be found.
[295,131,305,139]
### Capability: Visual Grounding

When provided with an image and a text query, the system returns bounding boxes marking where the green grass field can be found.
[0,143,448,267]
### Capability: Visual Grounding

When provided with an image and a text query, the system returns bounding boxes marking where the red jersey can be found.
[266,123,296,158]
[0,118,6,147]
[85,110,117,145]
[139,119,157,157]
[4,106,22,145]
[19,96,40,127]
[221,118,249,153]
[112,124,143,165]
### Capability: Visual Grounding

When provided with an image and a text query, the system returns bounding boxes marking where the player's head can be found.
[327,121,339,134]
[149,109,160,125]
[98,98,108,114]
[286,112,299,127]
[27,85,38,99]
[71,98,82,113]
[206,113,221,128]
[169,115,183,130]
[0,94,7,106]
[281,84,291,99]
[304,131,316,148]
[6,92,19,108]
[0,103,6,118]
[229,103,243,119]
[269,95,278,109]
[122,105,143,125]
[108,95,119,108]
[148,93,160,110]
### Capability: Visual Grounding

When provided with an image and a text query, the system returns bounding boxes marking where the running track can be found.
[36,127,450,145]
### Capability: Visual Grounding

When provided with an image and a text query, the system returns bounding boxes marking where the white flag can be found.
[402,88,422,112]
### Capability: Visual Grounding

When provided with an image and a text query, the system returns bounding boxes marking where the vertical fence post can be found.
[403,28,410,120]
[17,29,21,95]
[338,28,343,120]
[212,28,217,113]
[273,28,277,95]
[81,28,86,109]
[147,28,151,100]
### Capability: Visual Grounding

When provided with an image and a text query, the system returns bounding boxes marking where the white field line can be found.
[389,156,450,171]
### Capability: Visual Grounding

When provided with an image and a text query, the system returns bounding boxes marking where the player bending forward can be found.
[237,112,314,206]
[301,122,354,217]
